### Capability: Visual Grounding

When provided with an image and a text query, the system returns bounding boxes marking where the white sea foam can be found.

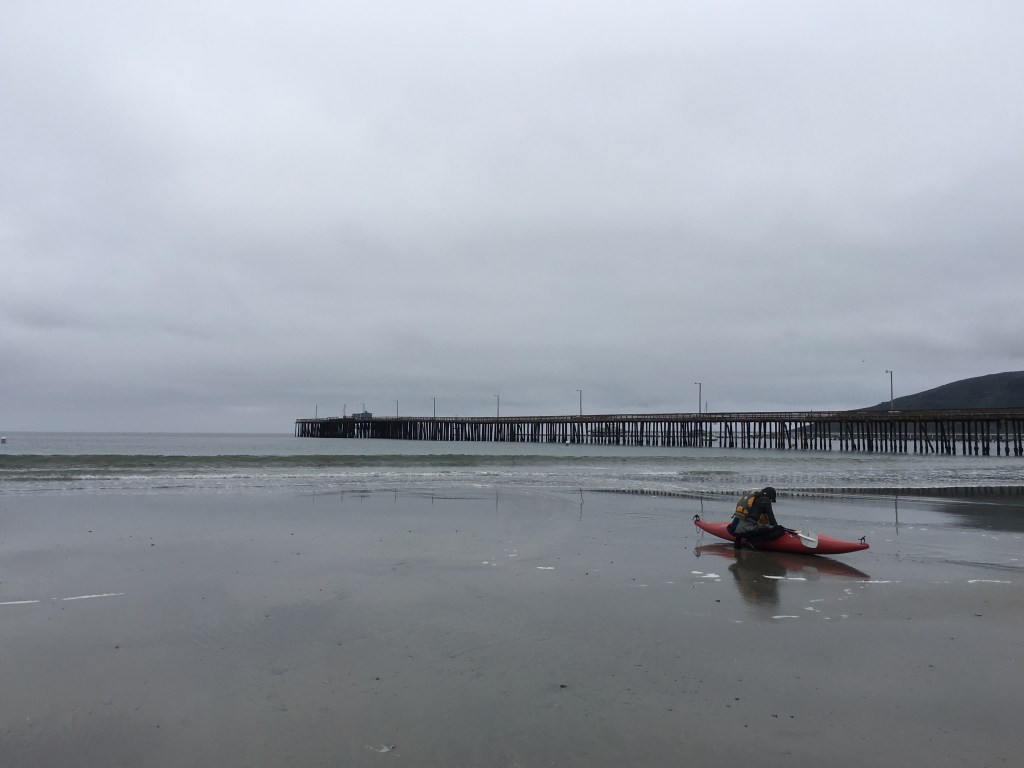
[61,593,125,601]
[3,592,124,605]
[5,432,1024,496]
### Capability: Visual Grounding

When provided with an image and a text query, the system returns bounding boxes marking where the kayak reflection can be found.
[694,544,870,607]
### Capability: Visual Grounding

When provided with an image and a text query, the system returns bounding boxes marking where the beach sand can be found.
[1,488,1021,767]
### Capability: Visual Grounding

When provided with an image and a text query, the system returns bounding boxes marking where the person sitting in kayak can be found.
[728,487,786,549]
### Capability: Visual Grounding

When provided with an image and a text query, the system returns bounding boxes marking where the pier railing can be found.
[295,409,1024,456]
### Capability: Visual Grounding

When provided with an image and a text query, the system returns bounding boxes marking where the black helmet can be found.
[762,486,777,502]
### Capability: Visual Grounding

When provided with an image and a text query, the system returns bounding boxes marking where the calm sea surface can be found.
[1,431,1021,496]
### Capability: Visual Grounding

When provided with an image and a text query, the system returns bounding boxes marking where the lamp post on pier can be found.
[576,389,582,416]
[494,394,500,419]
[432,397,436,418]
[885,370,894,412]
[694,382,702,414]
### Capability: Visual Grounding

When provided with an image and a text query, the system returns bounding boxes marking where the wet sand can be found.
[1,488,1021,767]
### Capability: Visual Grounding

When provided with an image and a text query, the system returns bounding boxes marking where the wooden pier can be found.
[295,409,1024,456]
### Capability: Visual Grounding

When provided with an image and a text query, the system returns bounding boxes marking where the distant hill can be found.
[860,371,1024,411]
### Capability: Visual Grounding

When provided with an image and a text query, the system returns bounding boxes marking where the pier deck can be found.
[295,409,1024,456]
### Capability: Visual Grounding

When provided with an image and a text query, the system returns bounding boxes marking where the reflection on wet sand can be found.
[926,487,1024,532]
[694,544,870,606]
[839,486,1024,533]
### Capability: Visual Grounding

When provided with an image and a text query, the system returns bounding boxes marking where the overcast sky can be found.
[2,1,1022,433]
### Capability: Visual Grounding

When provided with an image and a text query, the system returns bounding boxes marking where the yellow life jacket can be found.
[735,492,771,526]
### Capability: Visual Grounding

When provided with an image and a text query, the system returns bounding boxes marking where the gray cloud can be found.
[2,1,1022,432]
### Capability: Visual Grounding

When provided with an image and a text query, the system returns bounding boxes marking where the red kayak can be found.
[693,515,869,555]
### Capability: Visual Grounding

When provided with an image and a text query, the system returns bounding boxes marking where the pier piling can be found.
[295,409,1024,456]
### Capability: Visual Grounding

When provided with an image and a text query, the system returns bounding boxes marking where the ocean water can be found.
[1,431,1022,496]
